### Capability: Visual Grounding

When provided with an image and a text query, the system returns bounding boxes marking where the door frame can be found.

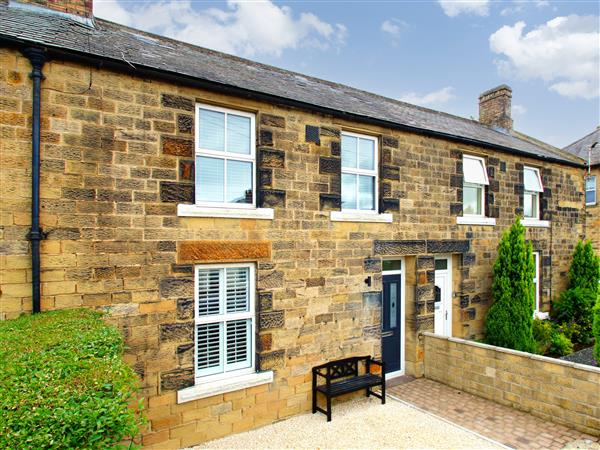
[434,254,453,337]
[382,257,405,379]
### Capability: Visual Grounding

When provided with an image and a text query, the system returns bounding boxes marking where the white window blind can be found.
[524,167,543,192]
[341,132,378,212]
[196,104,256,208]
[195,264,255,380]
[463,155,489,185]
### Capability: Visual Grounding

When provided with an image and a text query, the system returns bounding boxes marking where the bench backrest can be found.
[314,356,369,380]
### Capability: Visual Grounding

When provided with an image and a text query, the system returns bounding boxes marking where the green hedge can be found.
[0,309,144,449]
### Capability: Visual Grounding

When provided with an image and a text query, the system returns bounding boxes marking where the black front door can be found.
[382,274,402,374]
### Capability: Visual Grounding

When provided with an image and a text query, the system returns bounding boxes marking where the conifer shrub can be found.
[0,309,144,449]
[593,300,600,364]
[485,218,537,352]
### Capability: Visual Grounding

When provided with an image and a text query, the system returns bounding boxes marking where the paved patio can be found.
[387,377,599,450]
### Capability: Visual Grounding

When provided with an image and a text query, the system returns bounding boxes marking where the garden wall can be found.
[422,332,600,435]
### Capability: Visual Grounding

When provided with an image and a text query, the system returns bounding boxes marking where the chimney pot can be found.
[479,84,513,131]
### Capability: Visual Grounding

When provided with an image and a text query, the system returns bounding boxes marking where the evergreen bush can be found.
[485,218,537,352]
[568,240,599,295]
[594,299,600,364]
[0,309,144,449]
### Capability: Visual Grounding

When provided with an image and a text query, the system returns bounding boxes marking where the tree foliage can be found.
[568,240,599,295]
[485,218,537,352]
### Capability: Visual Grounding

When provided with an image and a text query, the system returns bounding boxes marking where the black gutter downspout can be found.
[23,47,46,314]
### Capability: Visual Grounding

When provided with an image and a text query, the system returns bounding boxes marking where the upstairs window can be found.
[523,167,543,219]
[586,175,597,205]
[462,155,489,216]
[195,264,255,380]
[341,132,378,212]
[196,104,255,207]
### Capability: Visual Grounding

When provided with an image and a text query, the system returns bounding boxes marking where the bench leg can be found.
[326,395,332,422]
[312,376,317,414]
[381,381,386,405]
[366,387,370,398]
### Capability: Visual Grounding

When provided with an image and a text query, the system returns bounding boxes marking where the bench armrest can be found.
[312,368,328,379]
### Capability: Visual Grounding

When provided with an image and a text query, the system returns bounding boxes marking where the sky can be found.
[94,0,600,148]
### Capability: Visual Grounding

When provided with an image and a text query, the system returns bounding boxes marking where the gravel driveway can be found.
[192,396,505,449]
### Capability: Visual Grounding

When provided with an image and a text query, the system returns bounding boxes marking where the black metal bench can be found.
[312,356,385,421]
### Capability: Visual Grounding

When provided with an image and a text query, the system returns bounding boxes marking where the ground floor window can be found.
[195,263,255,381]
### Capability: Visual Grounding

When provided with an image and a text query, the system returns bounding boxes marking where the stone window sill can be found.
[177,371,273,404]
[534,311,550,320]
[330,211,393,223]
[177,204,274,220]
[522,218,550,228]
[456,216,496,226]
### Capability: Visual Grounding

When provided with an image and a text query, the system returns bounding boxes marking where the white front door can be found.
[434,256,452,337]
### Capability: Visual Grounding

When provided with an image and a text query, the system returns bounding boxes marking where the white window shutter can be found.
[197,269,221,316]
[196,322,223,376]
[226,319,252,371]
[226,267,249,313]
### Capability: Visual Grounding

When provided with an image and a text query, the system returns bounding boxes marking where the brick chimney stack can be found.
[478,85,513,131]
[14,0,93,19]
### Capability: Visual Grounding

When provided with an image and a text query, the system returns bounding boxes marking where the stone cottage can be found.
[563,128,600,252]
[0,0,590,447]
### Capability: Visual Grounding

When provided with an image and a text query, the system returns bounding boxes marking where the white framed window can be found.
[462,155,489,217]
[532,252,540,315]
[341,132,378,212]
[523,167,543,219]
[195,104,256,208]
[586,175,597,205]
[194,263,255,382]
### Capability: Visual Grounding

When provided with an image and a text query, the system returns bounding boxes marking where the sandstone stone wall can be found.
[422,333,600,435]
[586,166,600,252]
[0,47,587,447]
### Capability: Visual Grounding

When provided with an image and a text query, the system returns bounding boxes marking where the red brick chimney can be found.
[479,85,513,131]
[14,0,93,19]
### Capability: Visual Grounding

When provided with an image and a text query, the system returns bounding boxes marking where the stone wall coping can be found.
[421,332,600,375]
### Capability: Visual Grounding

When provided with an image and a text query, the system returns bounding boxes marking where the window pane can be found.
[199,109,225,151]
[382,260,402,271]
[198,269,221,316]
[524,192,537,218]
[342,173,357,209]
[435,259,448,270]
[227,114,251,154]
[524,167,543,192]
[226,319,251,369]
[342,135,357,169]
[226,160,253,204]
[197,322,222,373]
[358,175,375,210]
[586,176,596,191]
[197,156,224,203]
[463,184,481,215]
[463,156,488,185]
[226,267,249,313]
[358,138,375,170]
[586,190,596,204]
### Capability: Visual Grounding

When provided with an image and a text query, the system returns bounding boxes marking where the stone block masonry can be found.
[422,333,600,436]
[0,46,587,447]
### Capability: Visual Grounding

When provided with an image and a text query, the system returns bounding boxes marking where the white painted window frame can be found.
[194,263,256,383]
[341,131,379,213]
[461,155,489,219]
[195,103,257,209]
[586,175,597,206]
[523,166,543,220]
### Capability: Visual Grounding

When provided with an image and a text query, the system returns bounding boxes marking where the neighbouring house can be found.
[0,0,591,447]
[563,127,600,252]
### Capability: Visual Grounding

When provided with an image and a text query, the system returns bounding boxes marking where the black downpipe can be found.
[23,47,46,314]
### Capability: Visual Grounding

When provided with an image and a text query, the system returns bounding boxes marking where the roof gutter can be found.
[0,37,585,169]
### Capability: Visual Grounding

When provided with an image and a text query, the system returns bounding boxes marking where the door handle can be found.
[381,331,393,338]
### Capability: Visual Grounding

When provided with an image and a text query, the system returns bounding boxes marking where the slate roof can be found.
[563,128,600,166]
[0,3,584,166]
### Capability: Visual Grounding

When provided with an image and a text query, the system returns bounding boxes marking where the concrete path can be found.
[387,377,599,450]
[193,395,504,449]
